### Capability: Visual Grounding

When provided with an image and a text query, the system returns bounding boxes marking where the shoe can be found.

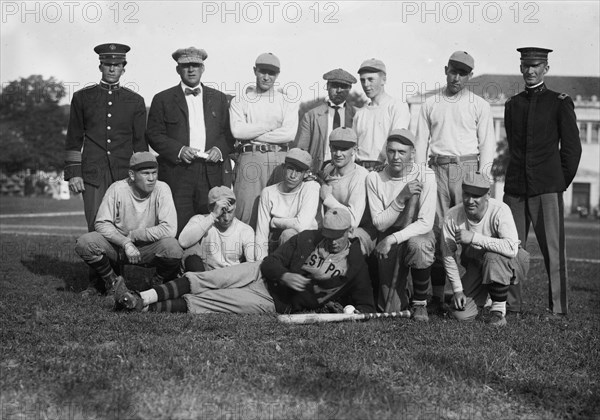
[104,273,120,296]
[114,277,144,312]
[486,311,507,327]
[412,305,429,322]
[427,297,449,316]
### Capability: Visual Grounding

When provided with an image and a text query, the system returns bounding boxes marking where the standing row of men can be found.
[66,43,581,321]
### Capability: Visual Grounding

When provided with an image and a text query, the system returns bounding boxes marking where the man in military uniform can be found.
[503,47,581,318]
[295,68,357,172]
[65,43,147,295]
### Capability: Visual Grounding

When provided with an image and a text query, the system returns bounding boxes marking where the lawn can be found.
[1,201,599,419]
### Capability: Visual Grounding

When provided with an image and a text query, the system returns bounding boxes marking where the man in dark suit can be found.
[65,42,147,297]
[295,68,357,173]
[147,47,234,236]
[503,47,581,318]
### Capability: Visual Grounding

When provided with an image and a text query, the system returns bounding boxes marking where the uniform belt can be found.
[238,143,289,154]
[429,154,479,165]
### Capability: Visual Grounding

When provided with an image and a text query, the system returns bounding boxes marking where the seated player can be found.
[319,127,377,255]
[178,186,255,272]
[114,207,375,314]
[443,172,530,327]
[367,129,437,320]
[75,152,183,294]
[254,148,320,260]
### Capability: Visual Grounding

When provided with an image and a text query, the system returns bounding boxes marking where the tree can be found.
[491,138,510,181]
[0,75,68,173]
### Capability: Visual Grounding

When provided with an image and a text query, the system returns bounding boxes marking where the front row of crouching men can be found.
[76,137,529,326]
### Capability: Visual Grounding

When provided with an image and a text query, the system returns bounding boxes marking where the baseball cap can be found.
[358,58,386,74]
[387,129,415,147]
[322,207,352,239]
[129,152,158,171]
[462,171,490,196]
[255,52,280,72]
[208,186,236,205]
[329,127,357,149]
[285,148,312,171]
[448,51,474,72]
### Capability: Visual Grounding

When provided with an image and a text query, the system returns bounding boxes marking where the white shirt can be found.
[180,82,206,152]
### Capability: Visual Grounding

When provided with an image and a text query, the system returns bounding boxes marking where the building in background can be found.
[408,75,600,215]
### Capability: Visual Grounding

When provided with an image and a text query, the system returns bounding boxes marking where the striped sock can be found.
[489,282,509,316]
[411,267,431,302]
[148,298,188,313]
[140,289,158,307]
[87,255,117,288]
[154,277,191,301]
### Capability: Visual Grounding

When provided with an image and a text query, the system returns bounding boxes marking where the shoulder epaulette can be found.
[81,84,97,91]
[558,93,569,100]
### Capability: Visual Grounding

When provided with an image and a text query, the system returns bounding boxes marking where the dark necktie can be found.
[332,105,341,130]
[185,87,200,96]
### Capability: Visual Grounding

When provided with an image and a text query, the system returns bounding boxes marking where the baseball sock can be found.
[411,267,431,304]
[155,277,191,302]
[431,265,445,301]
[148,298,188,313]
[489,282,508,316]
[155,257,182,282]
[87,255,117,290]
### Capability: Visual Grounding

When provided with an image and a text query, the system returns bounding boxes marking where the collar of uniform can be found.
[99,81,120,90]
[525,82,546,95]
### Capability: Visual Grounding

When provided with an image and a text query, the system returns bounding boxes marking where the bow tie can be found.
[185,87,200,96]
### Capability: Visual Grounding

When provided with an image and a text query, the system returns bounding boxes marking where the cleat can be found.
[412,305,429,322]
[486,311,507,327]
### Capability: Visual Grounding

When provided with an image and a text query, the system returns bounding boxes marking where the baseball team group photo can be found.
[1,1,598,419]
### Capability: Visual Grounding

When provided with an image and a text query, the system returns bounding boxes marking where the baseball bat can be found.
[278,311,411,324]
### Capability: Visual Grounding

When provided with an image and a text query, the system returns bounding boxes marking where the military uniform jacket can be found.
[146,84,234,185]
[504,84,581,196]
[64,83,147,187]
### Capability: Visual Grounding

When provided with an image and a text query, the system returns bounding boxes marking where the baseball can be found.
[343,305,356,314]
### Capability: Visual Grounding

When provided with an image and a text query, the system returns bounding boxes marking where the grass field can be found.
[1,196,599,419]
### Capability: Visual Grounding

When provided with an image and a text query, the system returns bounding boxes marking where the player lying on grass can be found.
[75,152,183,295]
[115,207,375,314]
[442,171,530,326]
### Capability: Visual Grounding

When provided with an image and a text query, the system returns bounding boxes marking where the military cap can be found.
[462,171,490,197]
[448,51,474,72]
[255,52,280,72]
[172,47,207,64]
[285,148,312,171]
[329,127,357,149]
[208,186,236,205]
[387,128,415,147]
[323,68,357,85]
[517,47,553,64]
[322,207,352,239]
[94,43,130,64]
[129,152,158,171]
[358,58,386,74]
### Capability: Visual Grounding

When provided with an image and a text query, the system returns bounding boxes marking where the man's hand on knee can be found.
[124,242,141,264]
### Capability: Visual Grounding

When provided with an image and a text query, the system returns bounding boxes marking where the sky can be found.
[1,1,599,105]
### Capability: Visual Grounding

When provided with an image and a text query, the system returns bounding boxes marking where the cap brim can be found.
[358,66,385,74]
[285,158,309,171]
[448,59,473,72]
[256,64,280,73]
[130,162,158,171]
[330,140,356,149]
[322,228,347,239]
[462,184,489,197]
